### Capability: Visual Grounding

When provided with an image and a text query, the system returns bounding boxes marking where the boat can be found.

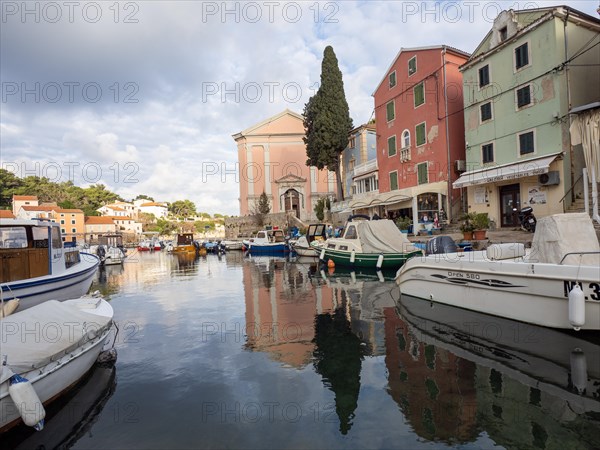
[291,223,327,257]
[89,244,125,266]
[395,213,600,330]
[243,229,291,255]
[221,240,243,251]
[204,241,225,254]
[0,295,115,432]
[0,218,100,311]
[314,216,422,270]
[172,233,197,254]
[136,240,152,252]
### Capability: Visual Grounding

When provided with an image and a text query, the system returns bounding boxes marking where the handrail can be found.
[559,173,583,203]
[558,251,600,265]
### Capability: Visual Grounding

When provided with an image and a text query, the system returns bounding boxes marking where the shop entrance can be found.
[499,184,520,227]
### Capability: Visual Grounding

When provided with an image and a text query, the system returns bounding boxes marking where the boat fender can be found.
[350,249,356,264]
[8,374,46,430]
[327,259,335,268]
[1,299,20,318]
[570,348,588,395]
[320,249,326,261]
[568,284,585,330]
[376,254,384,270]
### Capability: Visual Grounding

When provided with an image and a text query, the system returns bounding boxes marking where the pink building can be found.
[233,109,336,221]
[373,46,469,230]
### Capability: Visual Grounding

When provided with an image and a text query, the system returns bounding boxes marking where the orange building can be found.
[233,109,336,221]
[85,216,118,240]
[54,208,85,243]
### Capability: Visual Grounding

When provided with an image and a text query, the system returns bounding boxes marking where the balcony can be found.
[400,147,411,162]
[352,159,378,178]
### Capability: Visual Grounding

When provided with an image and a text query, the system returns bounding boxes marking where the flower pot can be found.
[462,231,474,240]
[473,229,487,240]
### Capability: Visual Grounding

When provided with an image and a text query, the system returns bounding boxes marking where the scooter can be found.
[513,206,536,232]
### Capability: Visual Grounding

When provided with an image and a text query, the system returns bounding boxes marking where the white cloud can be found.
[1,1,597,215]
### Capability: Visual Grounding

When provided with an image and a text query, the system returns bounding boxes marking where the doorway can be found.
[283,189,301,218]
[499,184,520,227]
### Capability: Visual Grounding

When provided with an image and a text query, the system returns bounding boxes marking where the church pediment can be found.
[275,173,306,184]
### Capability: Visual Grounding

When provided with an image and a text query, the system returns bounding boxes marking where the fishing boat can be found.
[221,240,243,251]
[136,240,152,252]
[395,213,600,330]
[0,295,115,432]
[243,229,291,255]
[291,223,327,257]
[314,216,422,270]
[172,233,197,254]
[0,218,100,311]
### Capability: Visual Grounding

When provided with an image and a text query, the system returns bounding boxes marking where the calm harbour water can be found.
[3,250,600,449]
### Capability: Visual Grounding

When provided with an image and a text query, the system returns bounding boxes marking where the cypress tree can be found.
[303,46,353,201]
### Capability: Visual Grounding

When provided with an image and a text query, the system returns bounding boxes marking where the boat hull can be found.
[0,253,99,310]
[396,251,600,330]
[320,248,421,270]
[247,243,291,255]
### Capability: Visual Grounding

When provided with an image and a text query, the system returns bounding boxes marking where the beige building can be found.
[233,109,336,222]
[85,216,118,240]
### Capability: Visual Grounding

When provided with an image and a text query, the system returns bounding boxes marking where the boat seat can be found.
[486,243,525,260]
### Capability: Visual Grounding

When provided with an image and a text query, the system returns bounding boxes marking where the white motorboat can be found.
[0,219,100,311]
[221,240,243,251]
[395,213,600,330]
[291,223,327,257]
[0,295,114,432]
[89,245,126,266]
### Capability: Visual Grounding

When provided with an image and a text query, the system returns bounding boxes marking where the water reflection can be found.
[389,294,600,448]
[3,365,116,450]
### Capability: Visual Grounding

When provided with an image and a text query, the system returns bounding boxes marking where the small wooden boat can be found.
[0,218,100,311]
[291,223,327,257]
[172,233,196,254]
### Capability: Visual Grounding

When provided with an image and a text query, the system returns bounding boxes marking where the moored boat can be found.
[315,216,422,270]
[0,295,115,432]
[291,223,327,257]
[0,219,100,311]
[243,229,291,255]
[395,213,600,330]
[172,233,197,254]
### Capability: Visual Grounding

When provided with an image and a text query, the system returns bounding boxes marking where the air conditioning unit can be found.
[455,160,466,172]
[538,171,560,186]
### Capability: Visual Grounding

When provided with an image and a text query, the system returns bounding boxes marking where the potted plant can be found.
[472,212,490,240]
[459,212,475,240]
[395,216,412,234]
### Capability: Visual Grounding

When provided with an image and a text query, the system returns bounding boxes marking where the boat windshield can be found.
[344,225,357,239]
[0,227,28,248]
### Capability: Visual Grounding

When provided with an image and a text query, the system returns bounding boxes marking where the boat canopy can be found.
[531,213,600,266]
[0,300,112,375]
[352,219,419,254]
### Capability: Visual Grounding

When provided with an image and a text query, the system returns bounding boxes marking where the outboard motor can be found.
[513,206,536,232]
[425,236,458,255]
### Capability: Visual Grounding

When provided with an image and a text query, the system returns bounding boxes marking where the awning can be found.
[349,191,412,210]
[453,153,561,189]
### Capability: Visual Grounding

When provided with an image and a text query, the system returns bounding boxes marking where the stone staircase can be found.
[565,184,600,239]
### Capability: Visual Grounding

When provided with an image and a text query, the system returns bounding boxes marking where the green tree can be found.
[314,197,330,221]
[135,194,155,202]
[213,213,224,219]
[257,192,270,215]
[303,46,353,201]
[169,200,197,218]
[0,169,24,208]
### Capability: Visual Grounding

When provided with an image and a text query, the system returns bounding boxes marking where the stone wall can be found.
[224,213,289,238]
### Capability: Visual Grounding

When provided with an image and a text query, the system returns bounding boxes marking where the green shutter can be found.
[414,83,424,107]
[390,172,398,190]
[417,163,428,185]
[386,101,395,121]
[388,136,397,156]
[389,72,396,88]
[416,123,426,146]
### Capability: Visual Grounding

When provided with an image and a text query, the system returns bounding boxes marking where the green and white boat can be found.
[313,216,422,270]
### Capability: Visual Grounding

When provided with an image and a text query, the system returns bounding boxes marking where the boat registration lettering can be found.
[447,272,480,280]
[563,280,600,301]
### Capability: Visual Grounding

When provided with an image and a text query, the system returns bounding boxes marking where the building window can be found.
[389,71,396,88]
[402,130,410,148]
[348,158,355,171]
[414,82,425,107]
[499,26,508,42]
[417,162,428,185]
[60,219,65,224]
[348,136,355,148]
[516,85,531,109]
[386,101,395,121]
[389,171,399,190]
[416,122,426,147]
[518,130,535,155]
[515,42,529,70]
[482,143,494,163]
[71,228,76,233]
[71,219,76,225]
[480,102,493,122]
[408,56,417,76]
[61,228,66,234]
[479,65,490,88]
[388,136,397,157]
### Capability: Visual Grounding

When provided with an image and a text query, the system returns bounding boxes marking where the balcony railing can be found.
[400,147,411,162]
[353,159,378,178]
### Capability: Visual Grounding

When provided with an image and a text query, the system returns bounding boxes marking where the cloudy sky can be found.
[1,1,597,215]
